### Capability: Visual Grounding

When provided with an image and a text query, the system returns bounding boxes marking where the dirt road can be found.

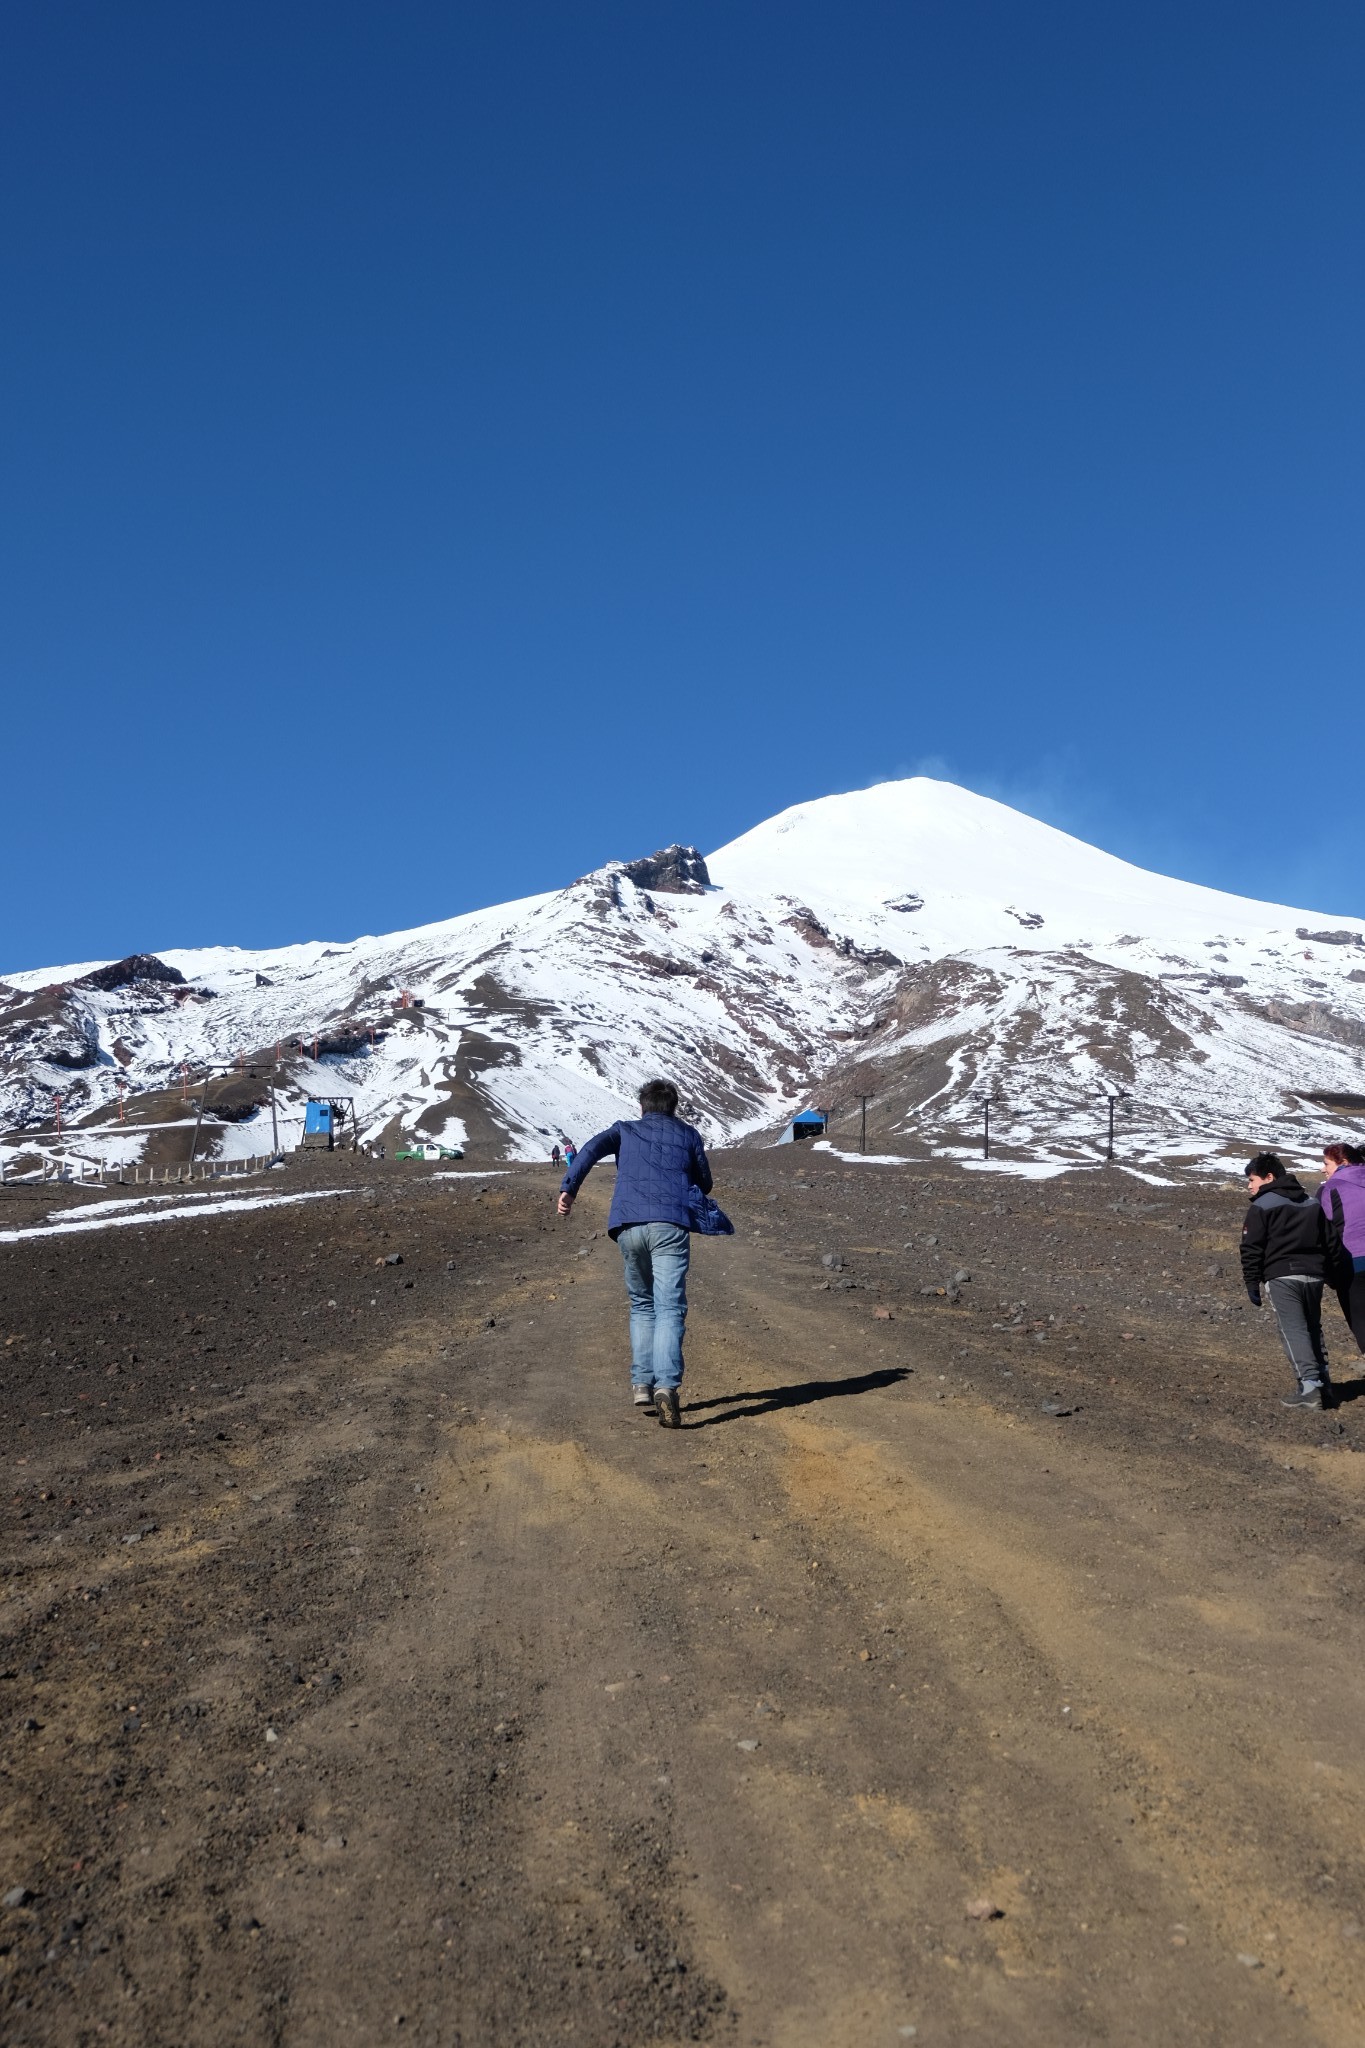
[3,1153,1364,2045]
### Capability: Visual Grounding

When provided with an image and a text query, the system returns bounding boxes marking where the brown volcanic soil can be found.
[2,1149,1364,2047]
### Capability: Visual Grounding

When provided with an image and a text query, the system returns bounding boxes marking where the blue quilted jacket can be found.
[561,1113,713,1237]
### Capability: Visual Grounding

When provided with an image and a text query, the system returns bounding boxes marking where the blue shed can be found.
[302,1098,355,1150]
[780,1108,828,1144]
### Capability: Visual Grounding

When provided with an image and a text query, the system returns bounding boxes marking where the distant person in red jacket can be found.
[563,1140,577,1168]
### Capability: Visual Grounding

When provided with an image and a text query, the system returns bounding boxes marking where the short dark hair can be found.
[639,1079,679,1116]
[1245,1151,1284,1180]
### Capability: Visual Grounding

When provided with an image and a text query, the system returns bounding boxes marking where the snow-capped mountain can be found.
[4,779,1364,1175]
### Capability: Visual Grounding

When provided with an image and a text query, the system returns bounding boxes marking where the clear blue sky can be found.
[4,1,1363,970]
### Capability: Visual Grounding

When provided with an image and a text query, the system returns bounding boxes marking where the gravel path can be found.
[3,1153,1362,2044]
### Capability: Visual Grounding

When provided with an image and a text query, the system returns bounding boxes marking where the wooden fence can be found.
[0,1155,279,1187]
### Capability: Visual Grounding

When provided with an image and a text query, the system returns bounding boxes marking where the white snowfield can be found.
[711,781,1318,948]
[3,778,1363,1176]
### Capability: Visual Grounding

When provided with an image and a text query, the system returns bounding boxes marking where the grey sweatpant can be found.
[1266,1275,1331,1390]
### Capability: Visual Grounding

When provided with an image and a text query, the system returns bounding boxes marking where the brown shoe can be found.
[656,1388,681,1429]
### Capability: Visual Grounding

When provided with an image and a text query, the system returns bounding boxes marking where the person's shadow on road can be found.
[1328,1375,1365,1406]
[683,1366,910,1427]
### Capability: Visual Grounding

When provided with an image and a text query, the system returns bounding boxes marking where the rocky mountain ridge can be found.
[4,778,1364,1174]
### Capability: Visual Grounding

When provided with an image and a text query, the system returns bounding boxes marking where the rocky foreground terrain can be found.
[3,1147,1364,2045]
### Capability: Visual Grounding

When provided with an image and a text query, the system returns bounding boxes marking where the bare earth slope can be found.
[3,1152,1364,2045]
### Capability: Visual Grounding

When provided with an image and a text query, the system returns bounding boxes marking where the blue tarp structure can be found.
[302,1097,353,1149]
[779,1108,827,1144]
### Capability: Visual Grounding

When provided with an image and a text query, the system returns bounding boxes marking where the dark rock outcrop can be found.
[77,954,186,992]
[780,907,900,971]
[1256,998,1365,1051]
[316,1030,381,1057]
[620,846,711,895]
[44,1022,101,1069]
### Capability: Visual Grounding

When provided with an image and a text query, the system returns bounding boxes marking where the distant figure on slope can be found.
[1320,1142,1365,1355]
[563,1139,577,1167]
[556,1081,730,1428]
[1240,1152,1332,1410]
[551,1143,561,1170]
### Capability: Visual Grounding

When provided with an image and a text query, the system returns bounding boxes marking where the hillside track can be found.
[3,1152,1364,2045]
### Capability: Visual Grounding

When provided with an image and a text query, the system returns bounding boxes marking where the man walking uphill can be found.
[556,1080,728,1428]
[1240,1152,1332,1410]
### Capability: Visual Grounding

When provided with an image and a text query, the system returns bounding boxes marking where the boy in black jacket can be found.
[1240,1151,1332,1410]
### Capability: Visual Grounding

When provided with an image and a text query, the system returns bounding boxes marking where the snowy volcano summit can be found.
[715,781,1308,948]
[4,778,1365,1175]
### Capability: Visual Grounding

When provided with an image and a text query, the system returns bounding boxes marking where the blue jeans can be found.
[617,1223,690,1391]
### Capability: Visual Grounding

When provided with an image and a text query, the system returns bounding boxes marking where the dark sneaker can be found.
[1282,1385,1324,1410]
[633,1385,655,1410]
[656,1388,682,1429]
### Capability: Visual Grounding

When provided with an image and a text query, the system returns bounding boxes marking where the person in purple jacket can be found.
[556,1079,727,1429]
[1320,1142,1365,1354]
